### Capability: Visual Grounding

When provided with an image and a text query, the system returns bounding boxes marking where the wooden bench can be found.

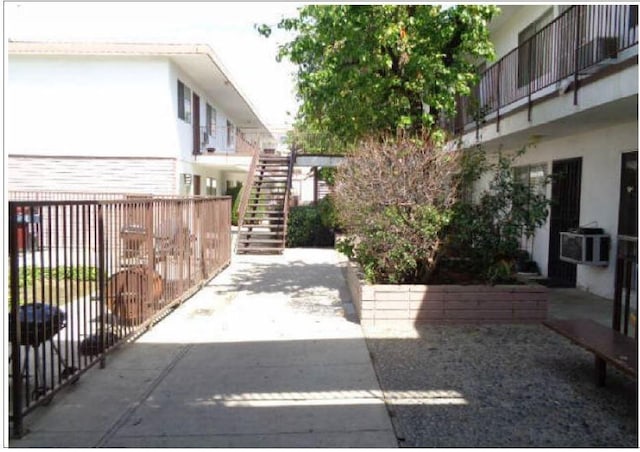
[543,318,637,386]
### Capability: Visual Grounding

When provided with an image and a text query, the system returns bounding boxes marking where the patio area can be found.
[8,248,637,448]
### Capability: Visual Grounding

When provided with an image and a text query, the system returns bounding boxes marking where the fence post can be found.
[97,204,107,369]
[9,202,25,438]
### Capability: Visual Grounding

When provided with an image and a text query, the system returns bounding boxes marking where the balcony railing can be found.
[194,126,260,156]
[8,194,231,437]
[450,5,638,134]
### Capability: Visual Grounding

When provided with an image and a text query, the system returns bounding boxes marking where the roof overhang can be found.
[8,41,274,140]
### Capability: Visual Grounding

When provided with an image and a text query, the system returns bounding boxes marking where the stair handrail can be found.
[281,149,296,248]
[236,145,260,250]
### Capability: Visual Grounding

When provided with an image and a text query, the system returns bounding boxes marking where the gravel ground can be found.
[364,324,638,448]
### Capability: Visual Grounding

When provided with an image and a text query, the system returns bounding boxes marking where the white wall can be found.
[7,55,177,158]
[502,120,638,299]
[491,5,559,60]
[168,62,237,160]
[7,54,251,196]
[8,156,176,194]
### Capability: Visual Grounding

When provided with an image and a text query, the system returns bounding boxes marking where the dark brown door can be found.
[192,94,200,155]
[618,151,638,237]
[193,175,201,196]
[548,157,582,287]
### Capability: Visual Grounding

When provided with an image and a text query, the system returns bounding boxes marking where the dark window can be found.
[517,8,553,87]
[226,120,235,148]
[206,104,217,138]
[177,80,191,123]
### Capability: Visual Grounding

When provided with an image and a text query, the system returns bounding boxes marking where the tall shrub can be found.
[334,134,461,284]
[446,149,550,283]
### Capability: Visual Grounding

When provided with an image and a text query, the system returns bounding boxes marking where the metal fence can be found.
[451,4,639,133]
[8,195,231,437]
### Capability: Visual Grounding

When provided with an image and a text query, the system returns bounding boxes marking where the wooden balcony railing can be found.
[449,5,638,134]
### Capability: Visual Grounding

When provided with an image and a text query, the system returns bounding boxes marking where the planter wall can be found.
[345,260,548,328]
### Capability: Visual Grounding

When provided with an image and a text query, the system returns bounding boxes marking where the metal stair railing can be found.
[281,150,296,250]
[235,147,260,253]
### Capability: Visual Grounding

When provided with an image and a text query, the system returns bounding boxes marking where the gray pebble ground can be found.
[364,324,638,448]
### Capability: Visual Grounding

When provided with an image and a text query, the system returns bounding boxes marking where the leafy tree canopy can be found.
[259,5,499,153]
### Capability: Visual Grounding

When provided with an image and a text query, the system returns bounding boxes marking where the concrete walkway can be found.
[10,249,397,448]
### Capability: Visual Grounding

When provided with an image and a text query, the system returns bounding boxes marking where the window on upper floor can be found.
[226,120,235,148]
[206,104,217,139]
[178,80,192,123]
[517,8,554,88]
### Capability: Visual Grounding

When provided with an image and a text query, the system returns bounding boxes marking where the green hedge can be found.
[286,202,335,248]
[225,184,243,226]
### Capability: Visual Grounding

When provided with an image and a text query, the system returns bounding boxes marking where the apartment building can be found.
[7,41,275,197]
[451,5,638,299]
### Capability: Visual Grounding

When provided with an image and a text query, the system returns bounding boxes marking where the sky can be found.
[5,2,302,132]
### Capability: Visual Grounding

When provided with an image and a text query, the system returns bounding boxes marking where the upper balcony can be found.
[193,127,260,172]
[448,5,638,149]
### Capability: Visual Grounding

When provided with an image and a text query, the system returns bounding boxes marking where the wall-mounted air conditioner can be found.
[200,130,216,153]
[560,228,610,266]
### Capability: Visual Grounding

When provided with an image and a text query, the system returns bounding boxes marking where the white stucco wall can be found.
[491,5,564,60]
[7,54,251,196]
[168,62,237,160]
[499,119,638,299]
[7,55,177,158]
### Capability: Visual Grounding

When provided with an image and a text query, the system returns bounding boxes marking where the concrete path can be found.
[10,249,397,448]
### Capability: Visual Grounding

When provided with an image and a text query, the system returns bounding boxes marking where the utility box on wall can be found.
[560,228,610,266]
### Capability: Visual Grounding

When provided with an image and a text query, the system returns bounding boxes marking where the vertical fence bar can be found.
[9,202,24,438]
[98,203,107,368]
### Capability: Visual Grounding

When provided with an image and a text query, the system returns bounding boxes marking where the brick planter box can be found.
[345,259,548,328]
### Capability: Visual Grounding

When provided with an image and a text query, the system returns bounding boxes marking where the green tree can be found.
[260,4,498,152]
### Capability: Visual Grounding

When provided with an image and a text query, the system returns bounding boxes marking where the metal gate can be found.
[548,157,582,287]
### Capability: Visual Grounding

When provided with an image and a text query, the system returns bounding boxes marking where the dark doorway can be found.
[192,93,200,155]
[547,157,582,287]
[618,151,638,237]
[193,175,201,196]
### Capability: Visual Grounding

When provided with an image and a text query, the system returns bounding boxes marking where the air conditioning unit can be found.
[200,131,216,153]
[577,37,618,70]
[560,228,610,266]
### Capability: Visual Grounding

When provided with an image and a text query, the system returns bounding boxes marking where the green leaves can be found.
[260,5,499,153]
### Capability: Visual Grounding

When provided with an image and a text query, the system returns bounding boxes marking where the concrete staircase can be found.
[236,155,292,254]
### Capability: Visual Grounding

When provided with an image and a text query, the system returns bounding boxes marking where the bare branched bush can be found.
[334,134,462,283]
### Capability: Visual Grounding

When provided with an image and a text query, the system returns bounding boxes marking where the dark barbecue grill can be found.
[9,303,75,400]
[10,303,66,347]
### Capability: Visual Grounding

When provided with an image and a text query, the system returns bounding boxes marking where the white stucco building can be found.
[7,41,275,196]
[451,5,638,299]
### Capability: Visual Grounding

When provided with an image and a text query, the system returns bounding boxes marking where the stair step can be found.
[247,203,284,206]
[238,239,284,243]
[238,231,284,237]
[259,158,289,162]
[236,248,283,255]
[244,210,284,214]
